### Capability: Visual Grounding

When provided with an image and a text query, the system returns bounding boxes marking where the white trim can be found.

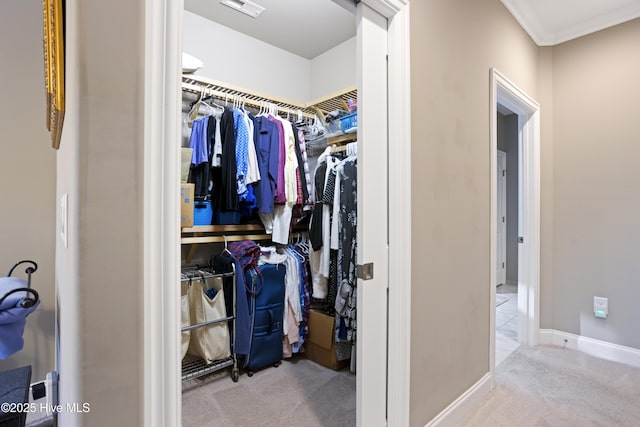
[424,373,492,427]
[496,150,507,286]
[144,0,182,426]
[505,279,518,287]
[356,5,389,425]
[499,0,548,46]
[490,68,540,385]
[361,0,408,18]
[386,2,411,427]
[539,329,640,369]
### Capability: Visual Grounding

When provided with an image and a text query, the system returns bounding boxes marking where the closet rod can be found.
[182,82,315,120]
[181,234,275,245]
[181,317,233,332]
[180,271,234,282]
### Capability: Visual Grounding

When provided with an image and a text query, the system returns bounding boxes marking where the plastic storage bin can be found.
[194,201,213,226]
[340,112,357,133]
[213,207,242,225]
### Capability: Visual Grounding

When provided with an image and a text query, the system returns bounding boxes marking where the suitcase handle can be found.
[246,268,264,296]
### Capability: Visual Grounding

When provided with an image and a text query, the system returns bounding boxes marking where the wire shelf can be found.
[182,74,357,119]
[181,354,234,382]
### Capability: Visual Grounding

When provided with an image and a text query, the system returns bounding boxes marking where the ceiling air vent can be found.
[220,0,266,18]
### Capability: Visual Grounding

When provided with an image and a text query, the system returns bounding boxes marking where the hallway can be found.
[461,344,640,426]
[496,283,519,366]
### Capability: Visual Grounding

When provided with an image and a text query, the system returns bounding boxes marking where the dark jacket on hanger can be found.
[292,124,309,203]
[213,108,238,212]
[309,162,327,251]
[212,255,250,357]
[251,115,280,214]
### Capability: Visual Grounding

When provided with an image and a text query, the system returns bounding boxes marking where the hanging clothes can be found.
[252,115,279,216]
[306,145,358,345]
[243,111,261,185]
[233,108,251,200]
[296,128,313,209]
[268,116,287,204]
[212,108,239,212]
[336,158,357,342]
[292,124,309,203]
[188,116,210,198]
[211,254,251,358]
[211,115,222,168]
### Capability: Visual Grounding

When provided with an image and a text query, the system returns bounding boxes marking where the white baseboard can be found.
[506,280,518,287]
[539,329,640,369]
[424,373,492,427]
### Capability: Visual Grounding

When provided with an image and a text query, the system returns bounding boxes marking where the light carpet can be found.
[460,345,640,426]
[182,356,355,427]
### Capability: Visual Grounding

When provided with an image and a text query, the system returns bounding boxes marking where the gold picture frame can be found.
[43,0,65,149]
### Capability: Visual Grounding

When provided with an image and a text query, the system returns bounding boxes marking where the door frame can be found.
[496,149,507,286]
[142,0,412,426]
[489,68,540,381]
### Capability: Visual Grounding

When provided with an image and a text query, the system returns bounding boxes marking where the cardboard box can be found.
[180,183,195,227]
[305,309,350,371]
[181,148,193,183]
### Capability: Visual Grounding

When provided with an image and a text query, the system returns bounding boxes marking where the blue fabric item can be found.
[233,109,250,199]
[338,317,347,341]
[204,287,217,300]
[189,117,209,166]
[238,184,257,218]
[251,115,280,214]
[243,264,286,370]
[229,255,251,357]
[0,278,40,360]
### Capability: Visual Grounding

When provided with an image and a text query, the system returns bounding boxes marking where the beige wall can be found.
[0,0,56,382]
[16,1,637,425]
[538,46,555,329]
[551,19,640,348]
[55,1,144,425]
[409,0,539,424]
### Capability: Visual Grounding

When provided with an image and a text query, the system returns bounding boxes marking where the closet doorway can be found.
[495,107,519,366]
[489,68,541,377]
[143,0,411,425]
[143,1,410,426]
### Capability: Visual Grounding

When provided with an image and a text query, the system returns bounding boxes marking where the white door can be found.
[496,150,507,286]
[356,3,388,426]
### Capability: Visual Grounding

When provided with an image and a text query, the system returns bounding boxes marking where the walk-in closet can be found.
[178,1,365,425]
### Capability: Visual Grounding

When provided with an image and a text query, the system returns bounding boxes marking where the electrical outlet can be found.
[594,296,608,319]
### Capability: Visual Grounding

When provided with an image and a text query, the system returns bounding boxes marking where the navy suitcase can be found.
[243,263,286,373]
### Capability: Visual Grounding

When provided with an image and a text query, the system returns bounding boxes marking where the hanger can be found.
[203,95,225,116]
[187,86,205,125]
[221,235,232,256]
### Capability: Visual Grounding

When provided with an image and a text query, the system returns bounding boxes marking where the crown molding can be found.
[502,0,640,46]
[360,0,409,18]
